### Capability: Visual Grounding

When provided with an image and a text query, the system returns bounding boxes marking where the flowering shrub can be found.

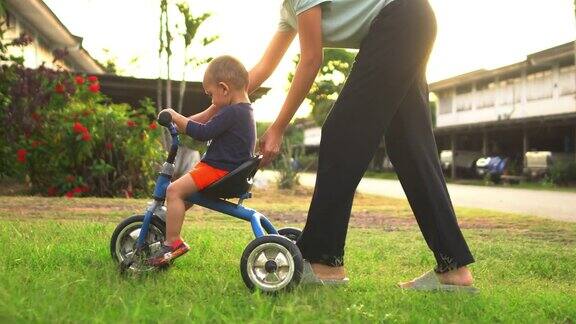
[0,65,164,198]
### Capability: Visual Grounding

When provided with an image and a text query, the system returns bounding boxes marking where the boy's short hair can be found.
[204,55,249,90]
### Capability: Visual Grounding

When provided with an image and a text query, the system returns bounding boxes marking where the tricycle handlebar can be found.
[158,110,173,128]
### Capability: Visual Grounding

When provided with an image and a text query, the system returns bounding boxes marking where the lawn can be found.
[1,187,575,323]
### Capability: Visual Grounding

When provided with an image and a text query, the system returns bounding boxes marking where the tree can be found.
[175,2,217,113]
[289,49,356,126]
[157,1,215,113]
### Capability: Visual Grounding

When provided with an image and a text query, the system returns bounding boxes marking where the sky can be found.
[44,0,576,122]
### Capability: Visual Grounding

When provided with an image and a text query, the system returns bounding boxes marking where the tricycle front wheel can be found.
[110,214,166,273]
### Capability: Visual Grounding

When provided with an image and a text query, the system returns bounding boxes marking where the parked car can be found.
[440,150,483,176]
[475,156,508,183]
[524,151,575,178]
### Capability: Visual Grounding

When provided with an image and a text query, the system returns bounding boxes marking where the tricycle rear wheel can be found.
[240,235,303,293]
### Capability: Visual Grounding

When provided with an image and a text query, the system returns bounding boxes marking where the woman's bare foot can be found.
[310,263,347,280]
[399,266,474,288]
[437,266,474,286]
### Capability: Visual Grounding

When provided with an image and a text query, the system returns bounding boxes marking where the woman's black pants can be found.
[296,0,475,272]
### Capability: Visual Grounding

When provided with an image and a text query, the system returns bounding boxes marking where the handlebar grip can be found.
[158,111,173,127]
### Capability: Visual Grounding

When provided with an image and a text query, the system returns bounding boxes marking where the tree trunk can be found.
[177,72,186,113]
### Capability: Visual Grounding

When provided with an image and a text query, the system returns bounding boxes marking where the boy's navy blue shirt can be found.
[185,102,256,171]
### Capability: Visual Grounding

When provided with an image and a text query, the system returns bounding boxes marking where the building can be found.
[431,41,576,177]
[2,0,104,73]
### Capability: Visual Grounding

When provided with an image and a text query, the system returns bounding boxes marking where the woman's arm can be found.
[248,30,296,93]
[259,6,324,165]
[188,31,296,125]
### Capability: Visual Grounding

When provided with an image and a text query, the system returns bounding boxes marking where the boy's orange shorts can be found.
[189,162,229,190]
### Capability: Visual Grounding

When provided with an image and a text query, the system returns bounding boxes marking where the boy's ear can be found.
[218,82,230,95]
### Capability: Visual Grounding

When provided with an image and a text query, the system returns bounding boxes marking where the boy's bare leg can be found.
[165,174,198,244]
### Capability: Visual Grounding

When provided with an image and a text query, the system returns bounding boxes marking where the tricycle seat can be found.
[201,155,263,199]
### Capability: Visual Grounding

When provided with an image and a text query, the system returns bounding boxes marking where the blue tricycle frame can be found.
[110,111,304,293]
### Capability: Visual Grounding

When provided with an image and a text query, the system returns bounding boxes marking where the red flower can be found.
[88,83,100,93]
[17,149,27,164]
[47,187,57,196]
[126,120,136,127]
[55,83,65,94]
[79,185,90,193]
[149,122,158,130]
[105,142,113,150]
[73,187,83,194]
[31,140,41,148]
[65,175,76,183]
[75,76,84,85]
[65,191,74,198]
[31,112,41,122]
[72,122,88,134]
[87,75,98,83]
[81,132,92,141]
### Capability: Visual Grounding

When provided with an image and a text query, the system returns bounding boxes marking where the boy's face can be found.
[202,78,230,108]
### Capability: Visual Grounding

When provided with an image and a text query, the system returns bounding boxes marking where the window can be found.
[438,92,453,115]
[559,65,575,96]
[476,80,496,109]
[499,78,522,105]
[526,69,553,101]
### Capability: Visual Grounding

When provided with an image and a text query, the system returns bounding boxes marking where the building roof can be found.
[430,41,576,92]
[98,74,270,117]
[5,0,105,73]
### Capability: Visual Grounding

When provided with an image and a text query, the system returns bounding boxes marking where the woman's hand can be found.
[258,124,285,166]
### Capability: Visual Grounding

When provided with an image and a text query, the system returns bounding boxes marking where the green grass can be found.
[1,189,575,323]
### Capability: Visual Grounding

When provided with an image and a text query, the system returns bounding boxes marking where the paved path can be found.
[257,171,576,222]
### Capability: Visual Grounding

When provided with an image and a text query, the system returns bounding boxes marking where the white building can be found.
[431,41,576,176]
[2,0,104,73]
[433,42,575,129]
[302,41,576,175]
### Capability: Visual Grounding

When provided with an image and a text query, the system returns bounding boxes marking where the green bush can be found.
[275,139,300,189]
[548,161,576,186]
[298,154,318,172]
[0,67,163,197]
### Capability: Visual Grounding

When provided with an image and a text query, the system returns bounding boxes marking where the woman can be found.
[196,0,476,289]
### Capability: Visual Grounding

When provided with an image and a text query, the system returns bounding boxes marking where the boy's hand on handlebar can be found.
[158,108,176,119]
[158,108,187,132]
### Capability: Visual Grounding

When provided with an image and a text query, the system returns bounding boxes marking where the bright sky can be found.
[44,0,575,122]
